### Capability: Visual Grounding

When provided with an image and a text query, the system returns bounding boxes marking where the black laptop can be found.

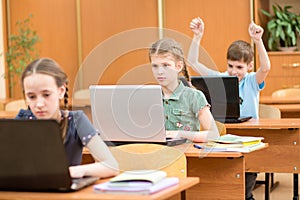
[0,119,98,192]
[191,76,252,123]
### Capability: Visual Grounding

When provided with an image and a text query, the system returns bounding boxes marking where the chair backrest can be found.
[5,99,26,111]
[109,143,187,178]
[271,88,300,98]
[73,89,90,100]
[259,104,281,119]
[215,121,226,136]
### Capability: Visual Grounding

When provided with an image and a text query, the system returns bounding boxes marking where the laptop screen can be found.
[89,85,166,143]
[191,76,240,120]
[0,119,72,191]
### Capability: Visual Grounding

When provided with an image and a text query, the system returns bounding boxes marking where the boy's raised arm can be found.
[188,17,216,75]
[249,21,271,84]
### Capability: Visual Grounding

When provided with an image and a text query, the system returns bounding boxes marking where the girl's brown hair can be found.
[149,38,190,81]
[21,58,69,141]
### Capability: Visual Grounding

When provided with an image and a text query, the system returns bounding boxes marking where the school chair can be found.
[109,143,187,200]
[109,143,186,178]
[73,89,90,100]
[259,104,281,119]
[201,120,226,136]
[255,104,281,199]
[271,88,300,98]
[5,99,26,111]
[215,121,226,136]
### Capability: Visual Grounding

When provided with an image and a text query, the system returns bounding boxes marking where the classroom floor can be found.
[253,173,296,200]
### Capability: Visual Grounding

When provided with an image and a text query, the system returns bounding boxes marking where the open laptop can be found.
[89,85,186,146]
[191,76,252,123]
[0,119,98,192]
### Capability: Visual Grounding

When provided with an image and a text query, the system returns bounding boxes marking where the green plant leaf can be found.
[260,9,272,18]
[264,3,300,49]
[5,14,40,97]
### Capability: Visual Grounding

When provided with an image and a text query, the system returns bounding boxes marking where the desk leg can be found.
[180,191,186,200]
[294,174,299,200]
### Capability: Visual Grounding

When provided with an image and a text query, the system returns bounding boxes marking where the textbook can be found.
[109,170,167,185]
[93,170,178,194]
[203,142,266,153]
[204,134,266,153]
[208,134,264,146]
[94,177,179,194]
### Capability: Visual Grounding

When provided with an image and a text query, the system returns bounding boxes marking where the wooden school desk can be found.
[0,98,13,110]
[0,110,18,118]
[270,104,300,118]
[226,118,300,200]
[260,96,300,118]
[0,177,199,200]
[83,144,250,200]
[260,96,300,105]
[174,143,247,200]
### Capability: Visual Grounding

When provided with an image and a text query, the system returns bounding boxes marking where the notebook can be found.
[89,85,187,146]
[0,119,99,192]
[191,76,252,123]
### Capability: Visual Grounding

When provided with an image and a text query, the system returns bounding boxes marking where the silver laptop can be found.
[89,85,186,146]
[0,119,98,192]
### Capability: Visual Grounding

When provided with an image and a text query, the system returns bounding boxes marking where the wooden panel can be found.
[267,52,300,77]
[227,128,300,173]
[164,0,251,73]
[8,0,78,98]
[187,157,244,200]
[262,52,300,96]
[78,0,159,88]
[262,77,300,96]
[80,0,158,59]
[7,0,159,97]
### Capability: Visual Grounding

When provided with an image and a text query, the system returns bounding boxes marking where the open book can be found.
[94,170,179,194]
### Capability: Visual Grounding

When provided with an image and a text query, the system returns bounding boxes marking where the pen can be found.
[193,144,203,149]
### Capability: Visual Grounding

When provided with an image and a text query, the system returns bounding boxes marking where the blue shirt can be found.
[216,71,264,119]
[15,109,97,166]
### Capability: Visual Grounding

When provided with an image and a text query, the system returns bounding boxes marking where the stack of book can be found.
[202,134,266,153]
[94,170,179,194]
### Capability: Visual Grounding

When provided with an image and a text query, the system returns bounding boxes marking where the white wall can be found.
[0,0,6,98]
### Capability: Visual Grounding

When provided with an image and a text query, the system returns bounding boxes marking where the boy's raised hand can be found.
[190,17,205,38]
[248,21,264,43]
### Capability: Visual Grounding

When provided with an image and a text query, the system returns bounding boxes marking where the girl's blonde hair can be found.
[22,58,69,141]
[149,38,190,81]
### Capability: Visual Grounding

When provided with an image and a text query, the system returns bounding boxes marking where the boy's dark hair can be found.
[227,40,254,64]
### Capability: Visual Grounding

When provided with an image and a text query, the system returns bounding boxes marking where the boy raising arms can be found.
[188,17,270,200]
[188,17,270,119]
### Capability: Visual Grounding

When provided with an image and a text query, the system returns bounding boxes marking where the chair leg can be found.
[293,174,299,200]
[255,173,280,200]
[264,173,270,200]
[270,173,280,192]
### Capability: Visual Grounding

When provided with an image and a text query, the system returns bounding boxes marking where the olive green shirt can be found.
[163,81,209,131]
